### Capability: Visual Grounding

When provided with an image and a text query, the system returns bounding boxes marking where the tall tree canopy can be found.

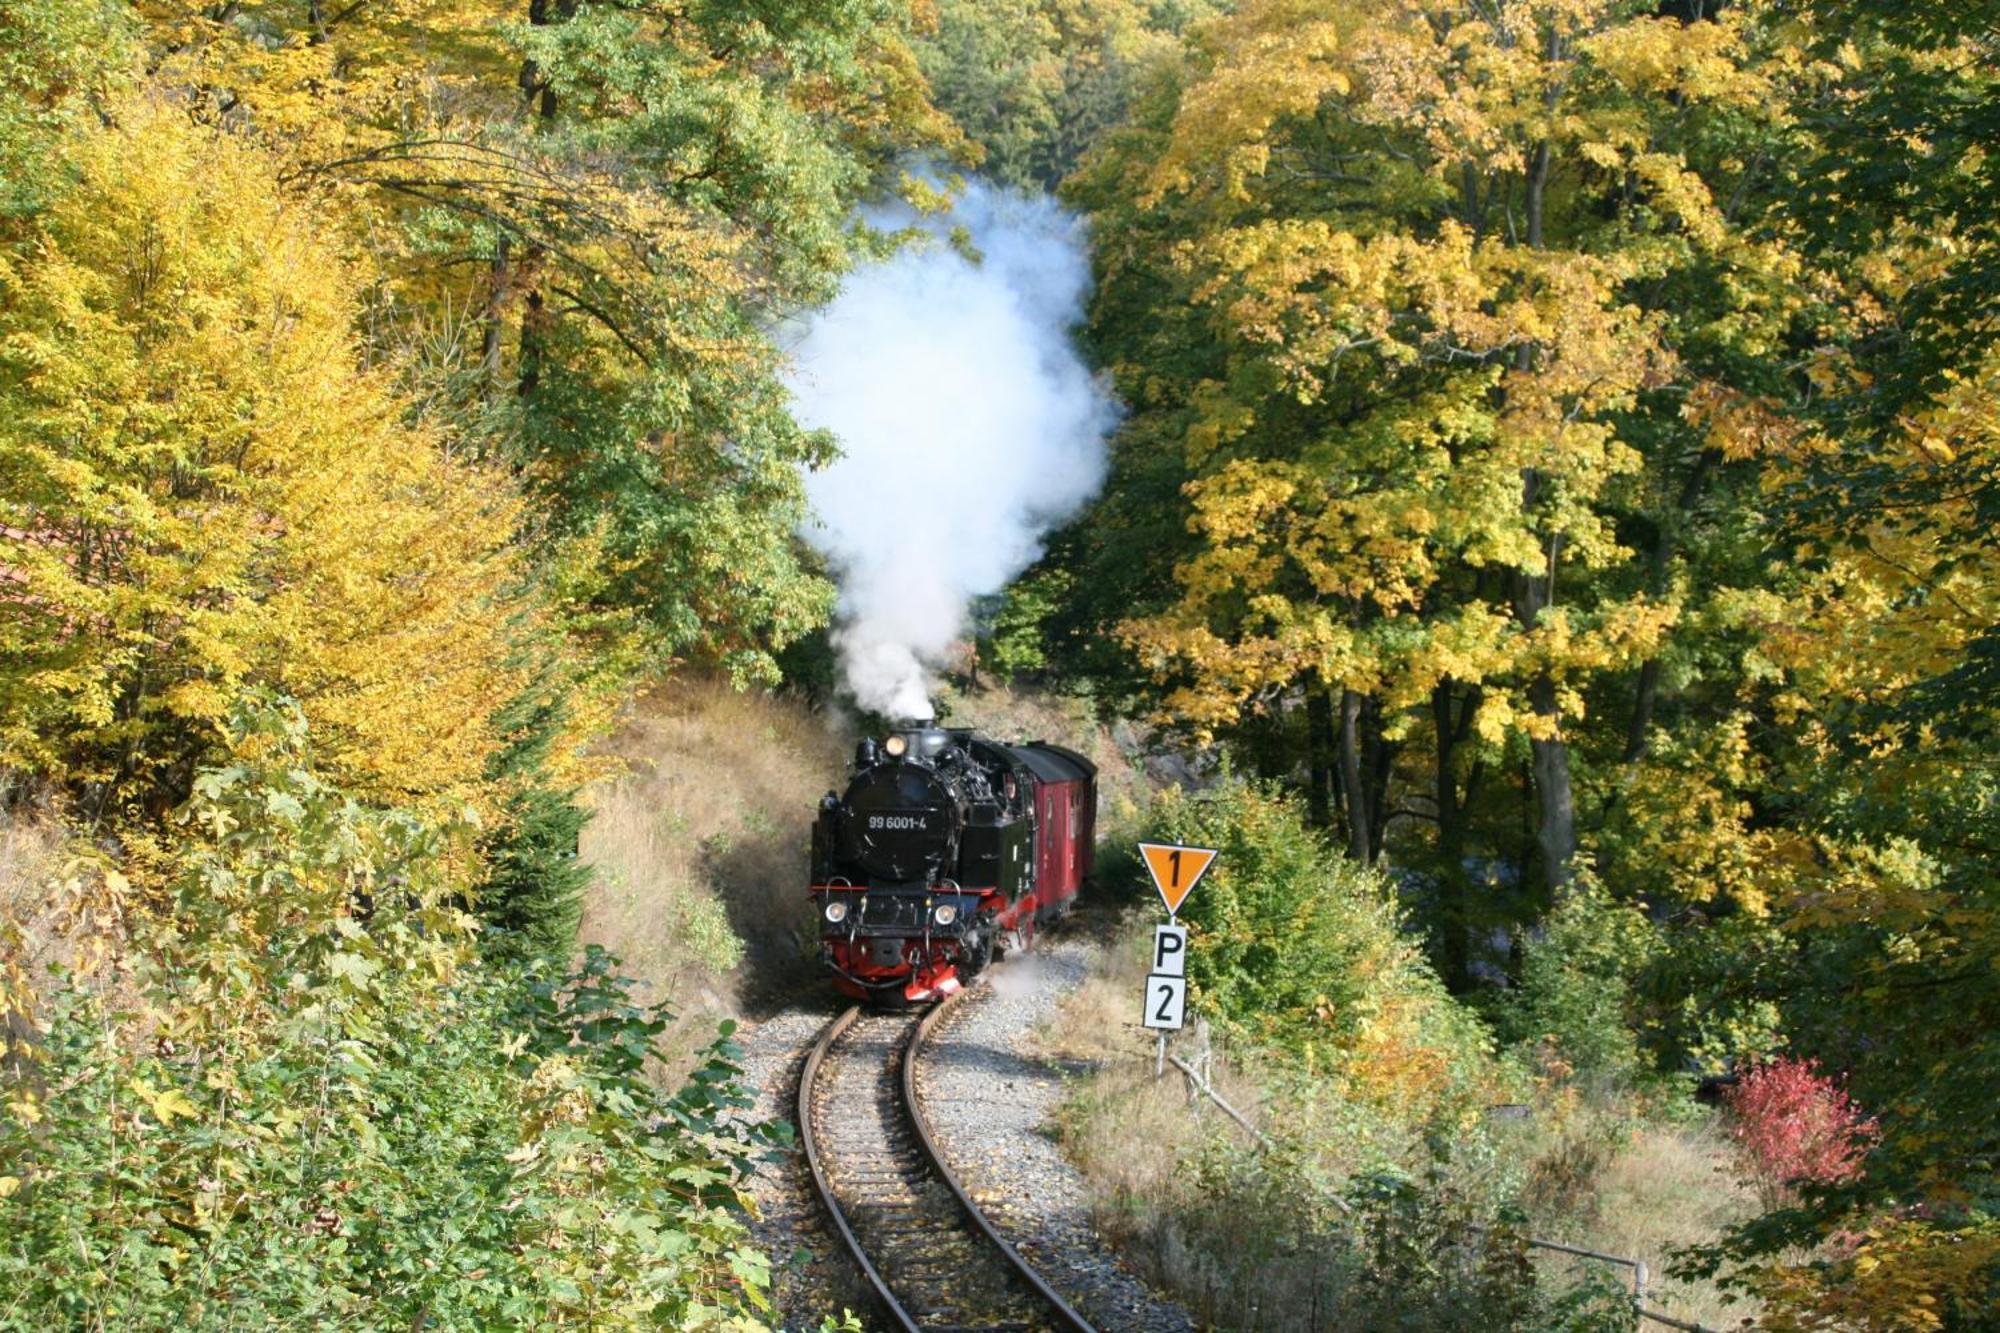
[1050,1,2000,1319]
[1071,0,1811,924]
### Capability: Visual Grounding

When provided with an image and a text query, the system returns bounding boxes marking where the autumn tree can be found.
[0,98,540,823]
[142,0,959,684]
[916,0,1219,190]
[1668,3,2000,1318]
[1066,1,1811,991]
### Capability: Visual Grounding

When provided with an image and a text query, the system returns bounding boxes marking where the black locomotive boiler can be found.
[809,721,1096,1002]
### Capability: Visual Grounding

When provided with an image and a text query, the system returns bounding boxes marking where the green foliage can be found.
[0,0,131,219]
[916,0,1217,191]
[1147,782,1493,1107]
[2,963,780,1330]
[1636,913,1789,1076]
[474,681,593,961]
[972,569,1074,682]
[0,706,783,1330]
[1495,879,1662,1087]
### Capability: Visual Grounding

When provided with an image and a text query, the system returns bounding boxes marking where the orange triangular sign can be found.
[1138,842,1218,916]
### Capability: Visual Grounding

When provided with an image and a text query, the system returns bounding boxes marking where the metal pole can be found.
[1155,912,1175,1079]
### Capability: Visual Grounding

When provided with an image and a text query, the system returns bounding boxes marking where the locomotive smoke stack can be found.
[785,178,1118,719]
[883,720,950,763]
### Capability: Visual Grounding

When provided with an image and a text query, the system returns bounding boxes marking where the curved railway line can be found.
[798,991,1098,1333]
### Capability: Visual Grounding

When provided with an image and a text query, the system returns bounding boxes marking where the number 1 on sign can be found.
[1138,842,1218,916]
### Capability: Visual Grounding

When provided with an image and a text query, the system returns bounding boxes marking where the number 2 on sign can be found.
[1143,973,1186,1031]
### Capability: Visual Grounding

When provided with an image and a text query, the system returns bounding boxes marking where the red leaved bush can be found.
[1724,1057,1879,1204]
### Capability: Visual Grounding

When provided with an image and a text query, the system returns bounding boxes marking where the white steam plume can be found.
[786,181,1117,720]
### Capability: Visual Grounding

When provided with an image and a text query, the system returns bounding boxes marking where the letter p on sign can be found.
[1152,925,1187,977]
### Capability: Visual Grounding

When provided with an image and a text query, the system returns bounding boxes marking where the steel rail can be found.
[797,1004,921,1333]
[905,989,1098,1333]
[797,992,1098,1333]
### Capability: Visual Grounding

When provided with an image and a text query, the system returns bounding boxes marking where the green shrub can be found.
[0,702,784,1330]
[475,682,594,961]
[1495,877,1662,1087]
[1145,782,1493,1108]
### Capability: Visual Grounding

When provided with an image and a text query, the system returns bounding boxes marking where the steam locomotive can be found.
[809,721,1097,1003]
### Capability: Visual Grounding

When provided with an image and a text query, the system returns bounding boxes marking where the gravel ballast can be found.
[913,938,1197,1333]
[736,935,1196,1332]
[734,1003,874,1331]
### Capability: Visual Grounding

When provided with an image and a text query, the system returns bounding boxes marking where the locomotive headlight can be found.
[932,903,958,927]
[883,734,908,758]
[823,899,848,924]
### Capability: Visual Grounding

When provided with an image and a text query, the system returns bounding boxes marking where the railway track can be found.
[798,991,1098,1333]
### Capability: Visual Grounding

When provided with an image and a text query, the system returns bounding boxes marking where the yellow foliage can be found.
[1752,1216,2000,1333]
[0,98,540,822]
[1144,0,1353,205]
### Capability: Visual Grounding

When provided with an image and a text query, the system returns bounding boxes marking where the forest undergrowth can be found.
[1041,788,1763,1331]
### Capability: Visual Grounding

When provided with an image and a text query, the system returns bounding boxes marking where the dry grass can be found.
[1024,907,1166,1065]
[1,801,84,984]
[1525,1112,1761,1328]
[1,804,64,941]
[576,677,850,1072]
[2,800,91,1051]
[1042,912,1764,1330]
[1050,1027,1283,1325]
[1034,914,1290,1323]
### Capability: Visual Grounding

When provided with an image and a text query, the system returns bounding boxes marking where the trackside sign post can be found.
[1136,842,1218,1074]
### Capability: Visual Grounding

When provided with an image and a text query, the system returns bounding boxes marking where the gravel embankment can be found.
[914,939,1197,1333]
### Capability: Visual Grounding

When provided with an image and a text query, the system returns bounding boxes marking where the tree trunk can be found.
[1510,124,1577,895]
[1623,451,1713,762]
[1525,671,1577,891]
[1513,531,1577,892]
[1305,685,1336,830]
[1432,681,1476,988]
[481,236,511,402]
[517,285,546,400]
[521,0,562,121]
[1623,657,1662,764]
[1338,689,1371,863]
[1364,696,1394,861]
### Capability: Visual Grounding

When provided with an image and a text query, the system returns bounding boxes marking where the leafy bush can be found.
[1146,782,1494,1115]
[1723,1058,1878,1207]
[1496,878,1663,1087]
[0,703,785,1329]
[1,959,782,1330]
